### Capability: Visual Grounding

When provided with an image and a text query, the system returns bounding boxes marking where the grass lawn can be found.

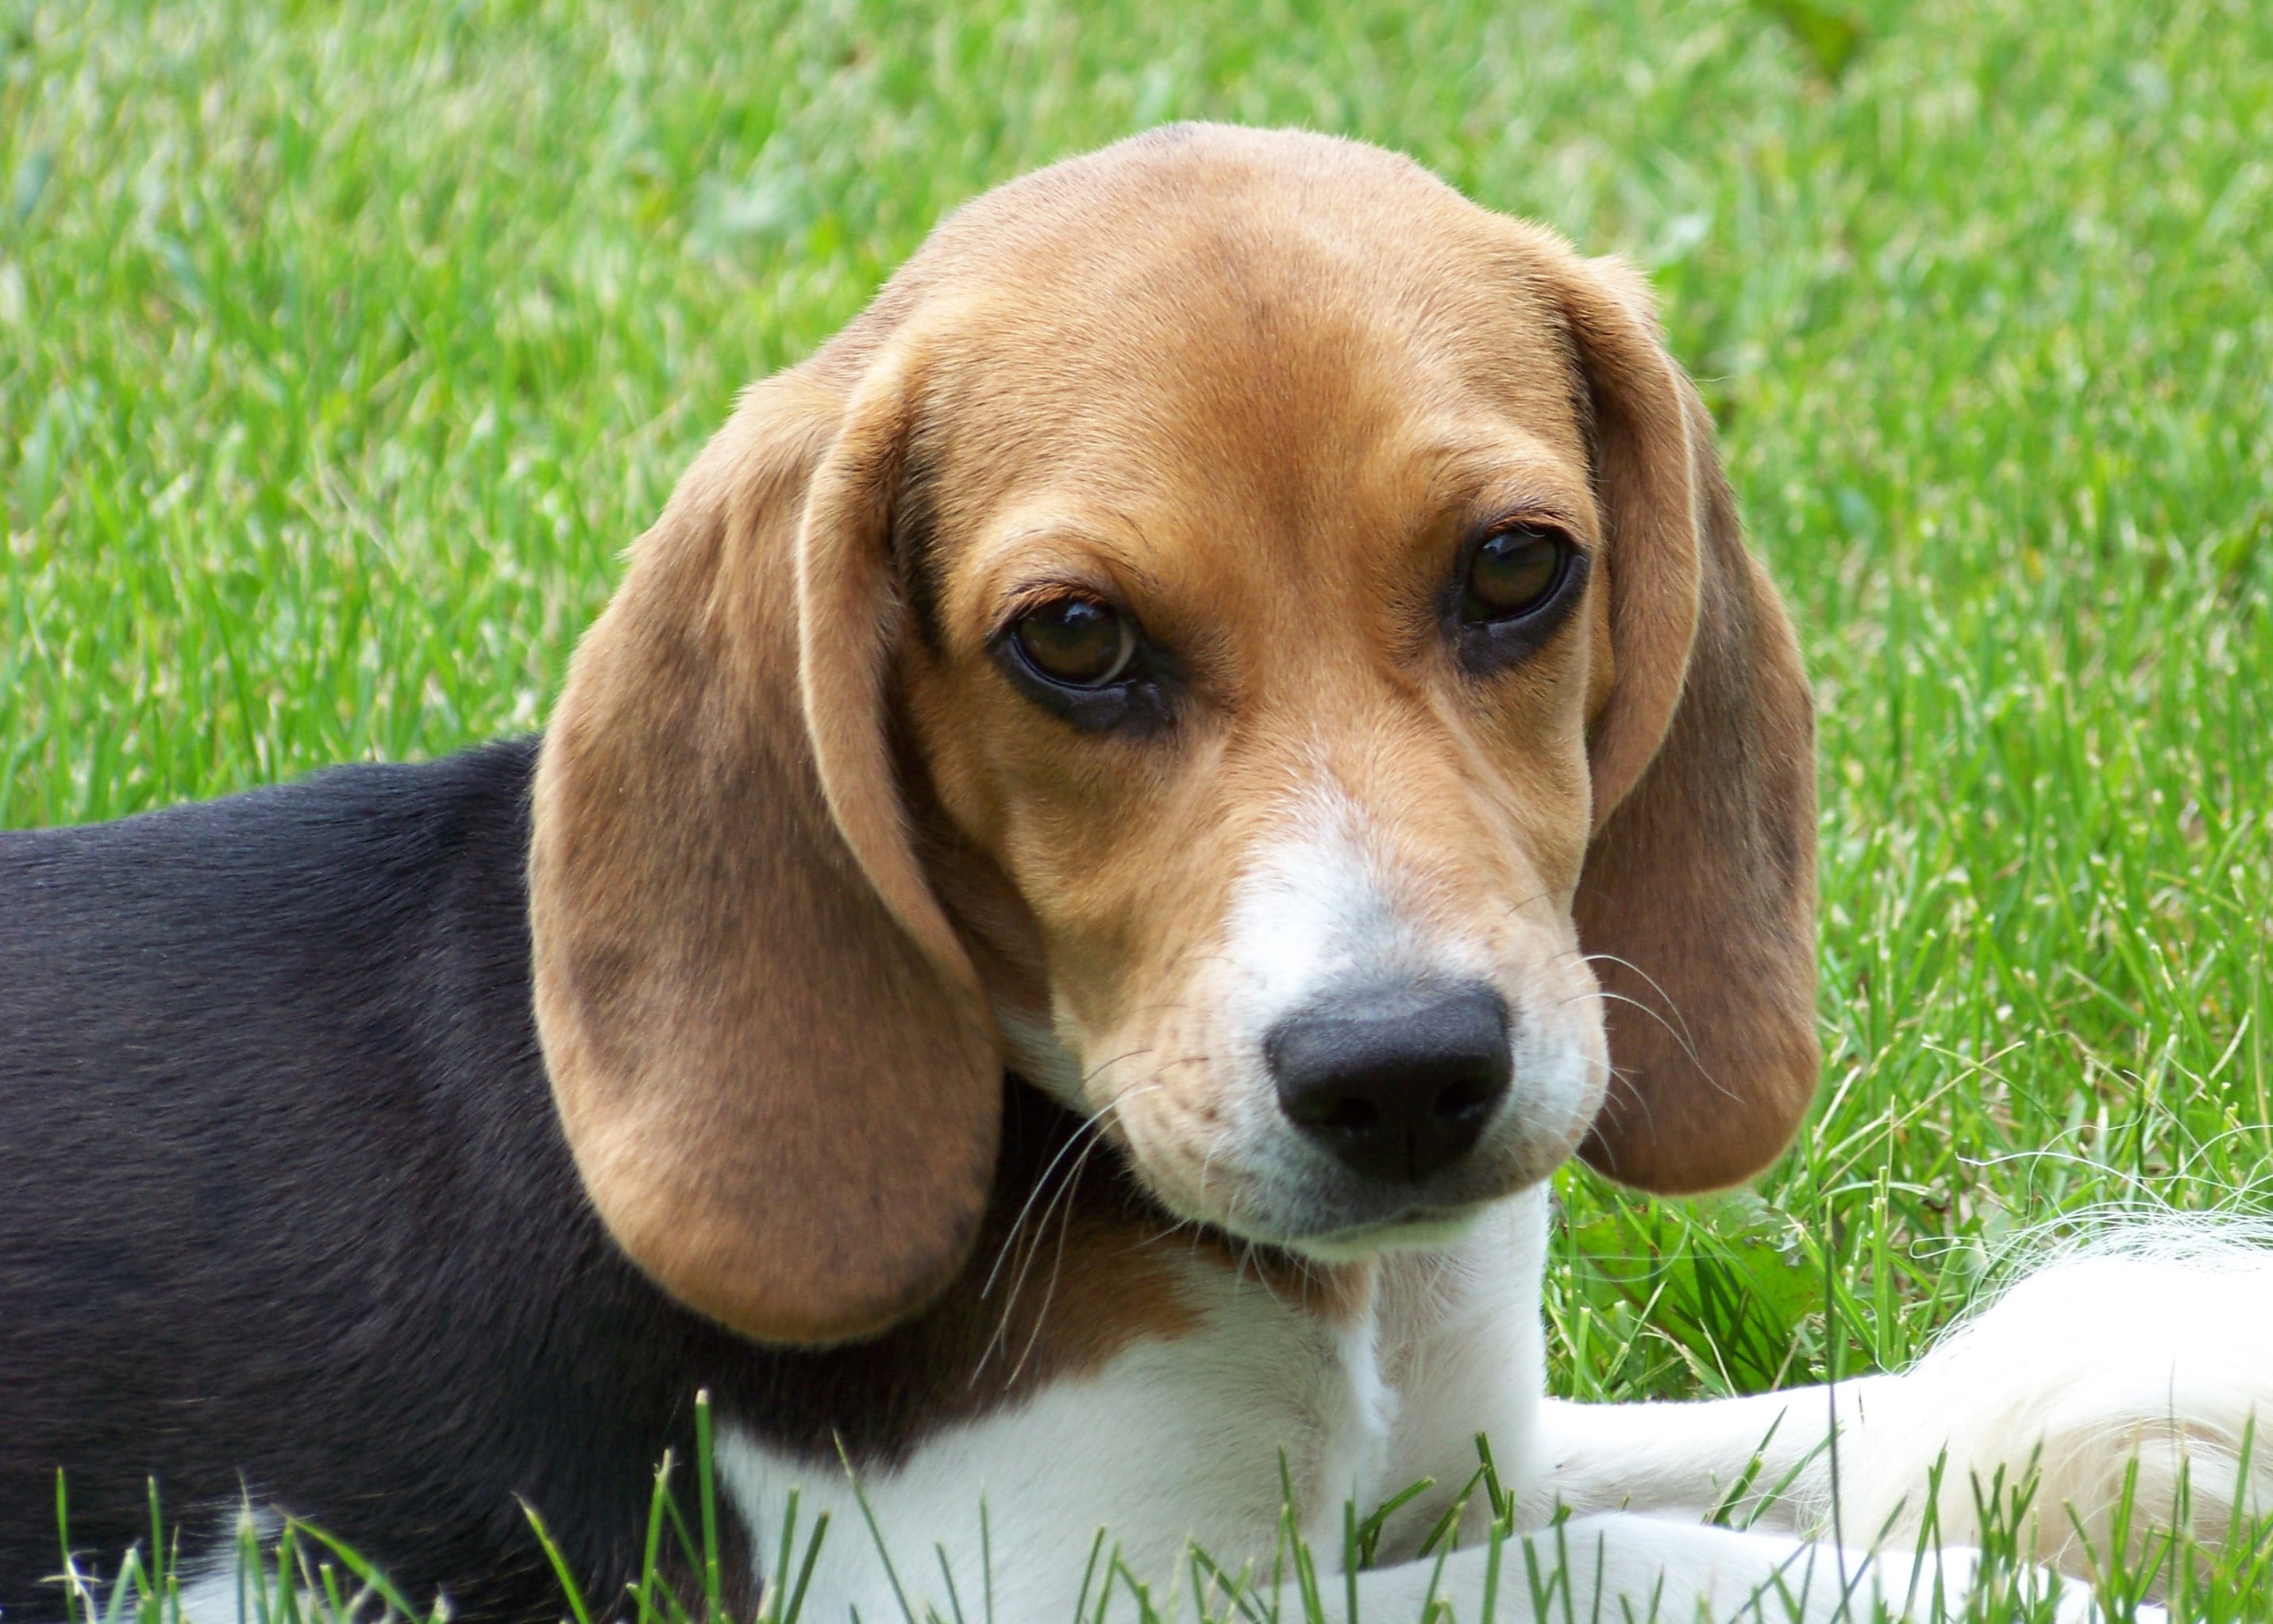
[5,0,2271,1615]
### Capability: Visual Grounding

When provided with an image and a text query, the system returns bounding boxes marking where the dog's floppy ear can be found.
[1552,254,1820,1193]
[529,351,1001,1345]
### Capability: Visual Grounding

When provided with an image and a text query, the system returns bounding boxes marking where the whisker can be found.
[1585,1060,1654,1136]
[978,1083,1164,1383]
[974,1089,1135,1375]
[1004,1126,1119,1388]
[980,1091,1125,1302]
[1574,951,1707,1060]
[1552,978,1727,1100]
[1496,885,1562,922]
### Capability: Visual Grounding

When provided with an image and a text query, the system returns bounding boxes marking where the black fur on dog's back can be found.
[0,739,1142,1622]
[0,739,746,1618]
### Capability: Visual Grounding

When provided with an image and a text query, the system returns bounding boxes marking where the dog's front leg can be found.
[1525,1382,1897,1537]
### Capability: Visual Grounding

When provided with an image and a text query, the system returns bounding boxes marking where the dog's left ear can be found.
[1548,250,1820,1193]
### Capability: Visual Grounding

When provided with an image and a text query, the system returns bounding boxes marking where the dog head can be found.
[529,125,1817,1344]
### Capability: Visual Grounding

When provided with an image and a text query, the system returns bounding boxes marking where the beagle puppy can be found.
[3,125,2260,1624]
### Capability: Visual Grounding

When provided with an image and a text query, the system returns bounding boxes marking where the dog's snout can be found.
[1265,983,1512,1183]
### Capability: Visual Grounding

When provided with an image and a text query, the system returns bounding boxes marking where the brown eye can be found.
[1011,598,1138,687]
[1462,525,1570,622]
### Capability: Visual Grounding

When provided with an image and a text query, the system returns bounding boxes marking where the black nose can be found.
[1265,983,1512,1183]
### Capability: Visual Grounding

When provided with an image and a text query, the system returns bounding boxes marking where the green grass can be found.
[6,0,2272,1615]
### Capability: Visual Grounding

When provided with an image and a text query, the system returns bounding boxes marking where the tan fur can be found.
[529,124,1818,1347]
[530,371,1000,1345]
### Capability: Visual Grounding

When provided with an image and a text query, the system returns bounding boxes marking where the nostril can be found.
[1264,981,1513,1184]
[1433,1074,1498,1122]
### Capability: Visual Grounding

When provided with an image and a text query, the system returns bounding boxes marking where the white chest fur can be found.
[716,1189,1552,1622]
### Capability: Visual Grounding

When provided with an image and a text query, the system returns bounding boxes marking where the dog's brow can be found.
[1410,439,1597,537]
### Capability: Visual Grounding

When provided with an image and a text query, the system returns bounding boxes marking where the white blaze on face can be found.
[1220,787,1488,1041]
[1200,779,1608,1212]
[1192,786,1486,1176]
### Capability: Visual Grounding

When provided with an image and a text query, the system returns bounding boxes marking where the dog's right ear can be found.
[529,356,1002,1346]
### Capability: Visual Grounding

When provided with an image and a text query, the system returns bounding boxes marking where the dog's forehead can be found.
[875,130,1598,602]
[900,124,1546,306]
[902,129,1584,419]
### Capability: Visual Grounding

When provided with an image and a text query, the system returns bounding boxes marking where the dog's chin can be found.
[1120,1132,1583,1264]
[1129,1157,1503,1261]
[1235,1135,1579,1261]
[1168,1172,1516,1259]
[1277,1206,1489,1263]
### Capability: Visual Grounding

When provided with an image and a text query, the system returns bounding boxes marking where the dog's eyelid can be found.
[1465,506,1593,552]
[990,578,1139,642]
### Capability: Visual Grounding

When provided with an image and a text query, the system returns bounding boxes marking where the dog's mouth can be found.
[1006,1079,1511,1268]
[1274,1203,1489,1262]
[1165,1140,1525,1257]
